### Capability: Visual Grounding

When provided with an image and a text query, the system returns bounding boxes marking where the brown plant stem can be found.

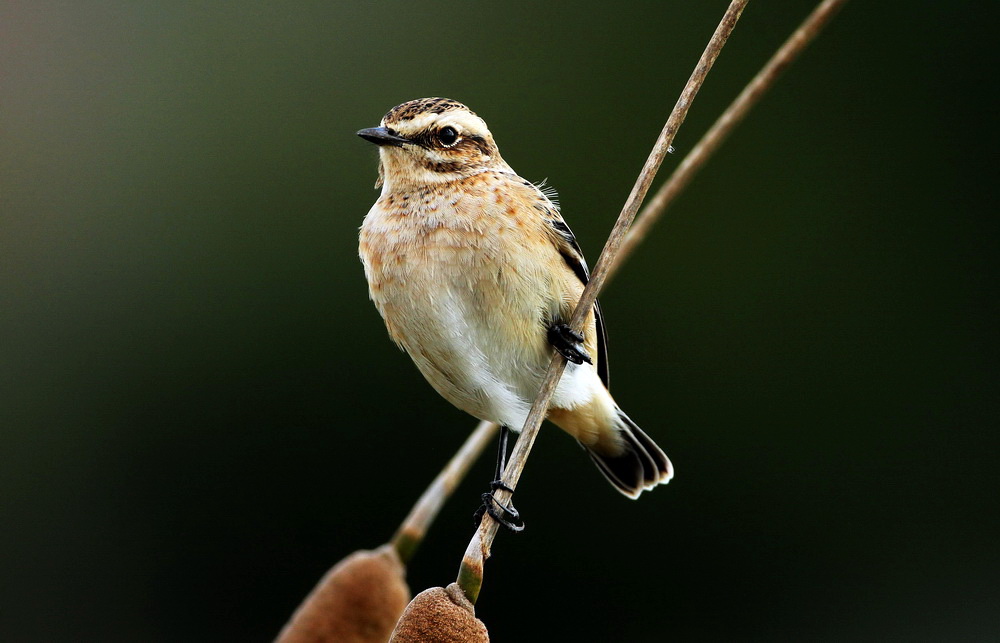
[611,0,849,281]
[391,420,498,564]
[456,0,750,604]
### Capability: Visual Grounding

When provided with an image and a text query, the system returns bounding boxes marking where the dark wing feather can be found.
[546,218,610,389]
[593,300,610,390]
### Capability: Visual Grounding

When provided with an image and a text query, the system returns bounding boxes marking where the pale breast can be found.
[359,173,568,425]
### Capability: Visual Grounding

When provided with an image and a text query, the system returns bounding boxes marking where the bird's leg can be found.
[547,322,592,365]
[491,423,511,489]
[473,425,525,532]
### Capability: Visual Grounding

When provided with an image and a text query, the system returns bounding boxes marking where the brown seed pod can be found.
[276,544,410,643]
[388,583,489,643]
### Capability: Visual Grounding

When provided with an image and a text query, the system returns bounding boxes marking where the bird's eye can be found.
[437,126,459,147]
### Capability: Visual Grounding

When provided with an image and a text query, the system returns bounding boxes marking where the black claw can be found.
[477,492,525,532]
[548,322,592,365]
[490,479,514,493]
[476,425,525,531]
[563,325,586,344]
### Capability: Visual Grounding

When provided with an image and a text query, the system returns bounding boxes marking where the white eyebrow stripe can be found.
[389,111,491,139]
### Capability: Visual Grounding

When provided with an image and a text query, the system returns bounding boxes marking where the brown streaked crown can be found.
[382,97,473,124]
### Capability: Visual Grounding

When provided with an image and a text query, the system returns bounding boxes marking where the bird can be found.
[357,98,672,526]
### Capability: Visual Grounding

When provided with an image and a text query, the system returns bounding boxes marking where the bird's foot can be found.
[473,481,525,532]
[547,322,592,365]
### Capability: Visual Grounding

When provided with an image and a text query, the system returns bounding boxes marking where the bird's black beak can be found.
[356,126,410,147]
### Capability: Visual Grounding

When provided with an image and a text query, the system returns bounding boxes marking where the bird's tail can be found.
[584,409,673,499]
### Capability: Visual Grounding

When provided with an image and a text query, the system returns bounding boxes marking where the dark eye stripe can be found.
[399,130,496,159]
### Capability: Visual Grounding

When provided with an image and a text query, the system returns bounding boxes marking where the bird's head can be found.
[357,98,507,190]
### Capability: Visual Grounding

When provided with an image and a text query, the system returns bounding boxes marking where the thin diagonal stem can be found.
[457,0,750,604]
[611,0,849,281]
[391,420,498,565]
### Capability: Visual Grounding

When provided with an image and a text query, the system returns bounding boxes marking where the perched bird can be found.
[357,98,672,520]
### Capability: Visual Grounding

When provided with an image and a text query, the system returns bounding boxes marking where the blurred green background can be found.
[2,1,996,640]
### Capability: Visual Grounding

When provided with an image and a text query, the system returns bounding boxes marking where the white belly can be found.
[386,284,603,430]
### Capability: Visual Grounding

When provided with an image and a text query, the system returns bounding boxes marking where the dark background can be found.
[3,1,997,640]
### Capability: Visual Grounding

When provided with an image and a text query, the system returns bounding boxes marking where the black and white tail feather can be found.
[583,409,674,499]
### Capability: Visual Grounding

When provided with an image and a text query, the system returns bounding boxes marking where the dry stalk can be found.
[456,0,750,603]
[391,420,498,564]
[611,0,849,280]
